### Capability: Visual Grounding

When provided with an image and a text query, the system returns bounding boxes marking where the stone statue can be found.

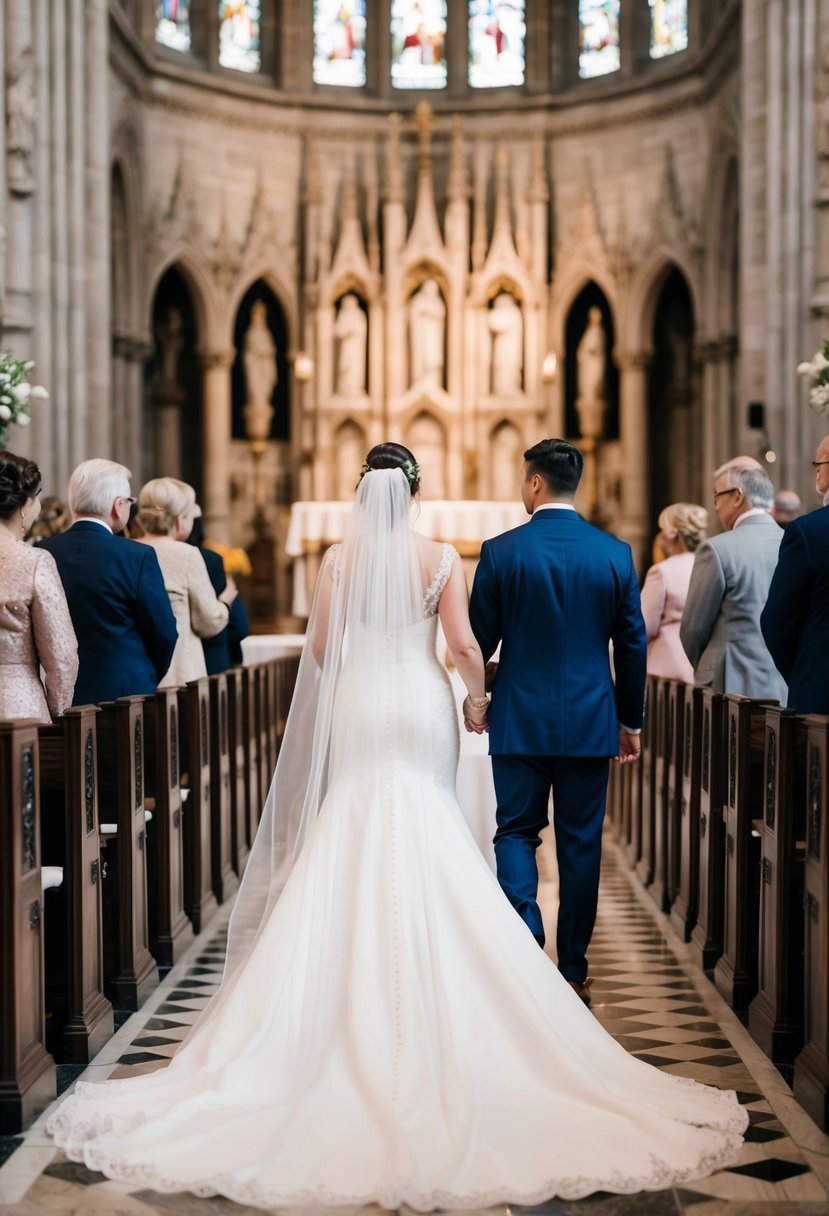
[575,306,607,439]
[333,294,367,398]
[155,308,185,392]
[408,280,446,390]
[488,294,523,396]
[6,50,35,194]
[243,299,277,440]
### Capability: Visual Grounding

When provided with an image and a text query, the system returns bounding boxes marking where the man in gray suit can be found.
[680,463,787,701]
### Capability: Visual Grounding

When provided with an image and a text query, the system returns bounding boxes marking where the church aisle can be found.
[1,843,828,1216]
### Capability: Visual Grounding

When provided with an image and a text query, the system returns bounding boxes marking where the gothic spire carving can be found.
[407,102,443,253]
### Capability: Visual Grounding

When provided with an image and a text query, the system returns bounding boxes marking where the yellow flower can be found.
[204,540,252,577]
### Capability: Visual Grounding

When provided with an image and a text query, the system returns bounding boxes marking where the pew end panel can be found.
[0,722,56,1133]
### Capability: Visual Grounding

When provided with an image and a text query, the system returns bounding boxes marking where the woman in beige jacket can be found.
[137,478,236,687]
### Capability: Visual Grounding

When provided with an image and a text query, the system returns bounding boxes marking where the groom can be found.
[469,439,647,1003]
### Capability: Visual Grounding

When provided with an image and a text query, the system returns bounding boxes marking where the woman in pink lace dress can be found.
[0,451,78,722]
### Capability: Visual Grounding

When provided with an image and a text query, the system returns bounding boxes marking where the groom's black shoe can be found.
[567,978,594,1007]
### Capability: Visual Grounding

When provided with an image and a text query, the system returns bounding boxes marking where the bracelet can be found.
[464,695,489,711]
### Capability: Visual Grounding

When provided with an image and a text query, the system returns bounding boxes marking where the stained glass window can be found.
[313,1,367,87]
[156,0,191,52]
[578,0,620,79]
[218,0,261,73]
[468,1,525,89]
[391,0,447,90]
[649,0,688,59]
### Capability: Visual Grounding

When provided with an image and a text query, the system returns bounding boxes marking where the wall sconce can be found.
[294,351,314,382]
[542,352,558,383]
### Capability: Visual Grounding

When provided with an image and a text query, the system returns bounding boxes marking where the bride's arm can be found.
[438,558,488,729]
[310,550,335,668]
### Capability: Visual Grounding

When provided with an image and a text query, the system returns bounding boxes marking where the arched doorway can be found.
[407,411,447,499]
[149,266,202,494]
[648,267,697,525]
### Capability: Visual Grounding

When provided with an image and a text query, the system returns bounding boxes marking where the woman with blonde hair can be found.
[137,477,236,686]
[641,502,708,682]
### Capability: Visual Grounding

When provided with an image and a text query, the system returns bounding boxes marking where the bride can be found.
[48,443,747,1209]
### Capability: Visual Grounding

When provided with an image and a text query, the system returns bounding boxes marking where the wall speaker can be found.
[747,401,765,430]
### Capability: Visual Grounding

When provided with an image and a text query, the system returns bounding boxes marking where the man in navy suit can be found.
[761,435,829,714]
[39,458,178,705]
[469,439,647,1003]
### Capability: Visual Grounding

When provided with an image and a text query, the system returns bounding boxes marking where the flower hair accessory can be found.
[798,341,829,414]
[359,458,421,486]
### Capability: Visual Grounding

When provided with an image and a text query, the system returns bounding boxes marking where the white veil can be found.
[214,466,430,993]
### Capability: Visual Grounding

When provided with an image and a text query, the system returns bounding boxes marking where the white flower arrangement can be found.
[797,341,829,414]
[0,349,49,443]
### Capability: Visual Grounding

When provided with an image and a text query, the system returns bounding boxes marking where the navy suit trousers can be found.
[491,754,609,983]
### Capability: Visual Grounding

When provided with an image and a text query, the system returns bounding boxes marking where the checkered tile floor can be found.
[2,841,828,1215]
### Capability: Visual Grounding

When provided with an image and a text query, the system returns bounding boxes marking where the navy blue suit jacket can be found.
[39,522,178,705]
[197,545,250,674]
[469,509,647,757]
[761,505,829,714]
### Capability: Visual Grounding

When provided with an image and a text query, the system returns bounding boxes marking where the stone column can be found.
[201,349,234,542]
[3,0,36,365]
[615,350,651,573]
[84,0,111,457]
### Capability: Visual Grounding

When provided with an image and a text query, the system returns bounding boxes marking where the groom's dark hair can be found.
[524,439,583,496]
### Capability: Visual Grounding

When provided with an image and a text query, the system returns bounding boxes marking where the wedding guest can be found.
[0,452,78,722]
[761,437,829,713]
[770,489,802,529]
[640,502,708,683]
[137,478,234,687]
[39,458,177,704]
[26,494,70,543]
[187,507,249,674]
[680,464,786,700]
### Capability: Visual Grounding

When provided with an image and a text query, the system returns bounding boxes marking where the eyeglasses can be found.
[812,461,829,469]
[118,495,137,505]
[713,488,738,502]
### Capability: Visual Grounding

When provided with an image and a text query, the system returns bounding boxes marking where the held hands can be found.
[614,731,641,764]
[463,694,489,735]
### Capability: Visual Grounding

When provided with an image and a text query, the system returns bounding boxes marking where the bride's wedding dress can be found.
[48,474,747,1210]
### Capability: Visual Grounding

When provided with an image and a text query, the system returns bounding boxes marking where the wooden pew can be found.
[625,721,644,870]
[254,663,273,814]
[671,686,702,942]
[713,695,769,1010]
[748,707,805,1061]
[689,689,726,971]
[278,652,302,751]
[178,679,217,935]
[241,665,263,849]
[649,680,685,915]
[39,707,114,1063]
[636,677,659,888]
[143,689,193,967]
[209,673,238,903]
[0,722,56,1132]
[664,681,687,914]
[793,716,829,1131]
[226,668,250,879]
[96,697,159,1010]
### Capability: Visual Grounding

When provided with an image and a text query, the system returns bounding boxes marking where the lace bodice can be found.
[328,540,458,620]
[423,542,458,617]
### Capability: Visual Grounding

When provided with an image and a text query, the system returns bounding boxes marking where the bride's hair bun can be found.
[359,442,421,497]
[0,451,42,520]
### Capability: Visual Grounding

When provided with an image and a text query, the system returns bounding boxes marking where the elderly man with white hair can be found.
[679,462,787,701]
[38,458,178,705]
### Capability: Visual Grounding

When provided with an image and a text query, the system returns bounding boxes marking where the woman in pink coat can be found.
[641,502,709,683]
